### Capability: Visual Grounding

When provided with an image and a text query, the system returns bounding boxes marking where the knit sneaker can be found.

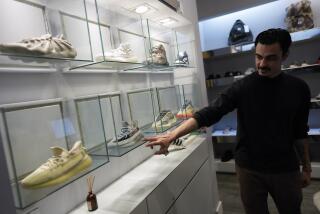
[152,110,177,131]
[20,141,92,188]
[176,100,195,118]
[111,121,143,147]
[0,34,77,58]
[95,43,138,63]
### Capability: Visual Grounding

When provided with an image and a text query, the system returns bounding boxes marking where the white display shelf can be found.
[283,63,320,72]
[212,128,320,137]
[205,28,320,59]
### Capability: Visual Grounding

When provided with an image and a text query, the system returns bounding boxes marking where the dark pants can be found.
[236,165,302,214]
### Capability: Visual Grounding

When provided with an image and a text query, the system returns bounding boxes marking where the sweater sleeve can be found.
[293,82,310,139]
[193,80,240,127]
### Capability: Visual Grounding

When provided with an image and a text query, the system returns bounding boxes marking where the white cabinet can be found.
[146,136,209,214]
[167,160,214,214]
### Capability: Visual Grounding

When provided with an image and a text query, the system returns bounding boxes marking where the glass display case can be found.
[0,98,109,209]
[179,83,201,117]
[74,95,109,158]
[139,19,176,71]
[98,92,144,156]
[127,88,156,135]
[76,0,147,72]
[174,29,196,68]
[153,85,183,132]
[0,0,100,70]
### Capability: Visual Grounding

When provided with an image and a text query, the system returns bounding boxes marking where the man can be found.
[145,28,312,214]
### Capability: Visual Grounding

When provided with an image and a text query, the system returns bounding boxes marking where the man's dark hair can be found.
[255,28,292,55]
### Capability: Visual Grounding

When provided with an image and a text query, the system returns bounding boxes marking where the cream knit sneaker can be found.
[21,141,91,188]
[0,34,77,58]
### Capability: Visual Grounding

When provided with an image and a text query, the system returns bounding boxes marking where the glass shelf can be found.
[0,98,109,209]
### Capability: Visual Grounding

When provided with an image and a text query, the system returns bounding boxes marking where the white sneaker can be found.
[95,43,138,63]
[21,141,91,188]
[0,34,77,58]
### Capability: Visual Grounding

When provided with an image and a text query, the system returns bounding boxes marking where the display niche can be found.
[0,0,100,71]
[99,92,145,156]
[0,98,109,209]
[71,1,147,72]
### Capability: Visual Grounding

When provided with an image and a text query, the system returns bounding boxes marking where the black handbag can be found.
[228,19,253,46]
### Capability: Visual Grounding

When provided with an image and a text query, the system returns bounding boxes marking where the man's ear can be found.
[282,51,289,61]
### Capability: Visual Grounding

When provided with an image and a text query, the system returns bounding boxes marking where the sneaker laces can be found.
[41,156,65,170]
[156,110,169,121]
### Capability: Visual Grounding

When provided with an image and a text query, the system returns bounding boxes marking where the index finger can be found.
[144,136,159,142]
[145,141,162,147]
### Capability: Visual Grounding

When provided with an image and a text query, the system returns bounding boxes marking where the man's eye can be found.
[256,55,263,60]
[267,56,278,61]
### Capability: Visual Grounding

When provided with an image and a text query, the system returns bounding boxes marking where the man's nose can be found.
[259,58,267,67]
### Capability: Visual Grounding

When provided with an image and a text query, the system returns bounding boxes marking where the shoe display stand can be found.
[0,82,201,209]
[0,0,196,73]
[200,0,320,176]
[0,0,220,213]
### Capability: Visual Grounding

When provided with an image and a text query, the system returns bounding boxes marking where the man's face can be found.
[255,42,287,78]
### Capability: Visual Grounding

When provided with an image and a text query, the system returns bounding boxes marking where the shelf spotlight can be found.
[159,17,178,25]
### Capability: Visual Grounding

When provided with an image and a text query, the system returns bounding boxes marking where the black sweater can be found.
[194,72,310,173]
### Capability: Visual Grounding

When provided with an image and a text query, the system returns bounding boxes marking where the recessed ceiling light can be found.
[132,3,156,14]
[135,5,149,14]
[159,17,178,25]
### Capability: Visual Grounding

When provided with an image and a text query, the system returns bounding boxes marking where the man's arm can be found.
[145,118,198,155]
[294,138,312,187]
[145,80,241,155]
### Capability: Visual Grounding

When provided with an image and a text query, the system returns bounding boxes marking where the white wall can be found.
[196,0,276,21]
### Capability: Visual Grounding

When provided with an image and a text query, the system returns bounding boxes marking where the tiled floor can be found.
[217,173,320,214]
